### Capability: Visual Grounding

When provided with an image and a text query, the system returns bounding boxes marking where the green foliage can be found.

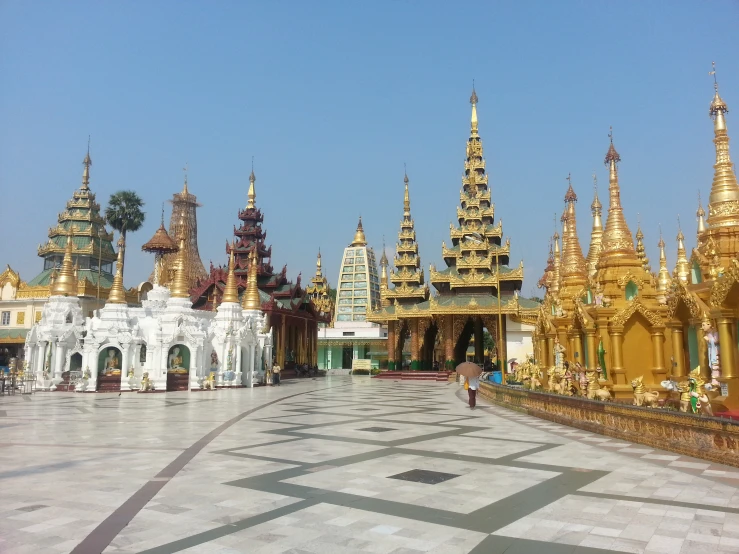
[483,330,495,352]
[105,191,146,265]
[352,368,381,375]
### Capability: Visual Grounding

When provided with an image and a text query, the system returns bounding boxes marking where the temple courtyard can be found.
[1,378,739,554]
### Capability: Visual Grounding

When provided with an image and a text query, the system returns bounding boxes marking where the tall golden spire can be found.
[657,226,672,294]
[182,163,189,196]
[586,173,604,277]
[246,161,256,210]
[550,227,561,297]
[597,129,640,270]
[674,218,691,284]
[50,232,77,297]
[351,216,367,247]
[560,174,588,293]
[81,137,91,190]
[242,250,261,310]
[696,192,707,237]
[707,61,739,228]
[107,237,127,304]
[169,219,191,299]
[470,83,479,137]
[315,248,323,278]
[379,239,390,307]
[221,243,239,304]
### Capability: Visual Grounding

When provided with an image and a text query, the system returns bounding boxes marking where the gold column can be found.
[444,316,454,367]
[474,317,484,364]
[584,329,597,371]
[670,324,686,378]
[695,324,710,380]
[387,321,396,370]
[651,327,666,378]
[609,327,625,385]
[410,319,420,369]
[718,318,737,379]
[546,336,555,367]
[574,333,584,367]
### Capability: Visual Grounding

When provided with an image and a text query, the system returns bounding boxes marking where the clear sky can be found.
[1,1,738,297]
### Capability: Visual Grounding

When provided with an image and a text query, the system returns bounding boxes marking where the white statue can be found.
[168,346,186,372]
[702,319,720,387]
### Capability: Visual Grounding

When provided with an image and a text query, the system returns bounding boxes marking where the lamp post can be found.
[96,228,104,312]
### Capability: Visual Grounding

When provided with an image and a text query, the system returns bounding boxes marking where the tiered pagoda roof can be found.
[190,170,326,321]
[385,172,428,304]
[305,250,333,317]
[26,148,117,290]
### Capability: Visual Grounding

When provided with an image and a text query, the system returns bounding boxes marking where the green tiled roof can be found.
[27,268,114,288]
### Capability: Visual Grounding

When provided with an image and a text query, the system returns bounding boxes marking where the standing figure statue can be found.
[702,319,720,388]
[553,337,566,372]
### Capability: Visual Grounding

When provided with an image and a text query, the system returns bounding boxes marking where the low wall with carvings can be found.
[478,382,739,468]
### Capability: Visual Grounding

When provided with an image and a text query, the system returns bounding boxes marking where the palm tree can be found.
[105,191,146,265]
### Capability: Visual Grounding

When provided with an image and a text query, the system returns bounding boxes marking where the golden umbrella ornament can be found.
[455,361,482,378]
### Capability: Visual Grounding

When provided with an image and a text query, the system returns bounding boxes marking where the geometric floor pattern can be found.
[2,376,739,553]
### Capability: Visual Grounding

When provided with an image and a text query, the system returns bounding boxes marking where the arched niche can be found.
[691,260,703,285]
[167,344,190,373]
[98,347,122,376]
[625,281,639,301]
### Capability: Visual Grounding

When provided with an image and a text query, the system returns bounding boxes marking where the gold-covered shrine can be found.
[369,89,539,370]
[535,66,739,409]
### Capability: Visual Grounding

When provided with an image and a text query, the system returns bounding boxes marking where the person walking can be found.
[467,374,479,408]
[273,364,281,386]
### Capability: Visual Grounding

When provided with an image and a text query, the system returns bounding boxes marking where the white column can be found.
[54,343,64,379]
[35,342,46,379]
[120,347,130,391]
[246,343,255,387]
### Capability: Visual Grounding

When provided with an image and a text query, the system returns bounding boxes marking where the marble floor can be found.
[2,377,739,553]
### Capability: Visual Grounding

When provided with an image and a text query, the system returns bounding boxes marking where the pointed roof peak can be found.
[591,173,602,210]
[470,80,478,105]
[709,61,728,115]
[604,127,621,164]
[564,173,577,202]
[81,137,92,190]
[182,163,189,195]
[351,216,367,247]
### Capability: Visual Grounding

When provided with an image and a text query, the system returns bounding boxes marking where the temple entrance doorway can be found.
[96,346,122,392]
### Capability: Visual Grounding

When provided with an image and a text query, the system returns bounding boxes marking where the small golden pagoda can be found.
[370,88,538,370]
[536,131,667,399]
[305,249,334,319]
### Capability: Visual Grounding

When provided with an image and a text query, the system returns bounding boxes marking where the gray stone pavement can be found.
[2,376,739,553]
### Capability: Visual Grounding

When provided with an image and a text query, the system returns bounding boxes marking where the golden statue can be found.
[529,364,542,391]
[631,375,660,407]
[103,349,121,375]
[168,347,187,373]
[586,370,611,401]
[202,371,216,390]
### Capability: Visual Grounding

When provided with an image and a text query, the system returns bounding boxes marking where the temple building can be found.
[534,66,739,408]
[369,89,538,370]
[190,169,328,368]
[0,149,140,366]
[155,173,207,289]
[317,218,386,371]
[23,225,272,392]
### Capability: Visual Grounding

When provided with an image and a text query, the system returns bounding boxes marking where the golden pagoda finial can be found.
[221,242,239,304]
[470,81,479,135]
[242,249,261,311]
[81,136,92,190]
[674,216,690,284]
[107,237,127,304]
[598,128,639,268]
[635,214,650,272]
[403,168,411,217]
[315,247,323,277]
[351,216,367,246]
[706,61,739,228]
[696,191,707,236]
[182,163,189,194]
[169,218,191,299]
[50,231,77,297]
[247,157,256,209]
[657,224,672,293]
[586,172,604,277]
[551,214,561,296]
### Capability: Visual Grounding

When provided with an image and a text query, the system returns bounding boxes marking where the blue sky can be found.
[1,1,738,296]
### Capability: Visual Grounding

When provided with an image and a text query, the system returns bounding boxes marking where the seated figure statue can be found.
[103,349,121,375]
[168,347,187,373]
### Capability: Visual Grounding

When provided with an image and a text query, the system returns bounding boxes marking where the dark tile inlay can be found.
[354,408,379,411]
[16,504,47,512]
[359,426,397,433]
[389,469,460,484]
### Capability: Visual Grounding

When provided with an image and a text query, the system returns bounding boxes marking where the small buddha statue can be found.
[168,347,186,373]
[104,349,121,375]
